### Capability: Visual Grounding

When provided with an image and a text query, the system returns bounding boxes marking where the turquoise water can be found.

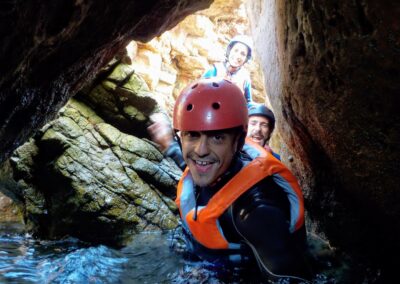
[0,223,343,283]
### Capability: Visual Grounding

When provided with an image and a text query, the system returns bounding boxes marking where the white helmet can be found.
[226,35,253,62]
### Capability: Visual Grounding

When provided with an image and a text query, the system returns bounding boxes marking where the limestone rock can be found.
[131,48,163,90]
[10,98,182,245]
[179,15,215,38]
[77,60,160,137]
[117,0,267,117]
[175,55,210,78]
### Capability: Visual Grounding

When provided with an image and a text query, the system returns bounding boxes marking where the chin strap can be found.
[174,130,181,148]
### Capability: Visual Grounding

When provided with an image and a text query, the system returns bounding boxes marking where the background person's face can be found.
[181,130,238,187]
[228,42,248,68]
[247,115,271,146]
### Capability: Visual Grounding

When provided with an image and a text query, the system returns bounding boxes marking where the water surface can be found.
[0,223,343,283]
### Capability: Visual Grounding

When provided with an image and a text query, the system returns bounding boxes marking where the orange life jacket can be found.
[175,141,304,250]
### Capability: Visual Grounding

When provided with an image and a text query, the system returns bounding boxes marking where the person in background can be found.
[247,103,281,160]
[167,78,311,282]
[203,35,253,105]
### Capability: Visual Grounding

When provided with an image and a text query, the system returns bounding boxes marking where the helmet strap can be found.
[174,130,182,150]
[236,130,247,153]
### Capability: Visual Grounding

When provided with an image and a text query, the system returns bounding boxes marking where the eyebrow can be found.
[249,120,269,125]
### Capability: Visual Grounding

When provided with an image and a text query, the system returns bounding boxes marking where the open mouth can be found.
[190,159,216,173]
[251,135,263,142]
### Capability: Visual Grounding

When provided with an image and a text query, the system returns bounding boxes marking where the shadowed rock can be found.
[0,0,212,165]
[247,0,400,280]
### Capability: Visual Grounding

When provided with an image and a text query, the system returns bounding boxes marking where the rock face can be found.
[8,59,182,246]
[129,0,268,115]
[0,0,212,165]
[247,0,400,279]
[77,57,160,138]
[0,161,25,224]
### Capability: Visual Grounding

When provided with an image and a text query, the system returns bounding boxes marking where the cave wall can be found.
[247,0,400,278]
[0,0,212,165]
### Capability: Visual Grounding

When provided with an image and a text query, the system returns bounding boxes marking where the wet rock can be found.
[9,97,181,246]
[77,59,159,137]
[0,161,25,224]
[0,192,24,224]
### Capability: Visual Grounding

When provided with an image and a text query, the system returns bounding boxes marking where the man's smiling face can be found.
[181,129,239,187]
[247,115,271,146]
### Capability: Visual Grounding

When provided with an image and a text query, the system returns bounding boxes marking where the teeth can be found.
[196,160,211,166]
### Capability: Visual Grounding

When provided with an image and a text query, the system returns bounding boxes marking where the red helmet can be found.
[173,78,248,132]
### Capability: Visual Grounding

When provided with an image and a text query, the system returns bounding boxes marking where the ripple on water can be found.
[0,226,345,283]
[0,230,188,284]
[38,245,128,283]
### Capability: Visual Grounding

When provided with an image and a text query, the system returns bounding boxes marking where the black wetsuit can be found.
[166,140,311,282]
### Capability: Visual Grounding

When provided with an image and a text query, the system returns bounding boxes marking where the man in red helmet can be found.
[148,103,281,166]
[150,78,311,282]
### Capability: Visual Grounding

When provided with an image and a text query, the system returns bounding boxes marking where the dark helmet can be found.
[226,35,253,62]
[248,103,275,132]
[173,78,248,132]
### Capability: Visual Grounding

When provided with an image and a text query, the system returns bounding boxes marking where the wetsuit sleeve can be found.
[243,80,252,103]
[232,178,311,281]
[272,152,281,161]
[202,64,217,79]
[164,140,186,170]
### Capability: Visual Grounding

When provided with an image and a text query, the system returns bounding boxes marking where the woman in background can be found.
[203,35,253,105]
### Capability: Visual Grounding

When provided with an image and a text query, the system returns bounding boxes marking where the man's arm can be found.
[164,139,186,170]
[202,64,217,79]
[232,179,312,282]
[243,80,252,103]
[147,118,186,170]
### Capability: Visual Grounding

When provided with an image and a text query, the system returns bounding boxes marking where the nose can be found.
[253,122,261,132]
[194,135,210,157]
